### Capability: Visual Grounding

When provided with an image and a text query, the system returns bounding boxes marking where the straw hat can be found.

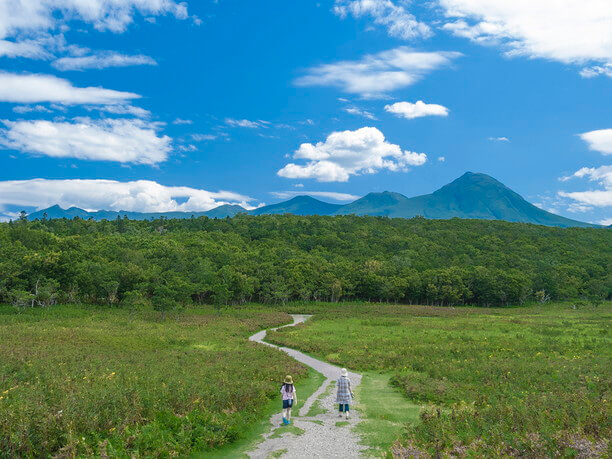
[284,375,294,384]
[341,368,348,377]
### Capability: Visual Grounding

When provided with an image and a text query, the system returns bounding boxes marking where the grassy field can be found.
[267,302,611,457]
[0,304,314,458]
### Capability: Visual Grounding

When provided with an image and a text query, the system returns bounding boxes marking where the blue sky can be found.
[0,0,610,223]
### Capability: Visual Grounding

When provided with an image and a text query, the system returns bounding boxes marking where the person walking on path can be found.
[336,368,354,419]
[280,375,297,425]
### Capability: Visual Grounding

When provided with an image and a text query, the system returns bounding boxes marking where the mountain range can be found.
[27,172,598,228]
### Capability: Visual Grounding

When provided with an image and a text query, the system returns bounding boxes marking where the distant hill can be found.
[203,204,247,218]
[28,204,245,221]
[251,196,342,216]
[27,172,599,228]
[335,172,594,228]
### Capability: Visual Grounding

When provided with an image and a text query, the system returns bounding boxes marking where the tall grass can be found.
[0,305,307,457]
[267,303,611,457]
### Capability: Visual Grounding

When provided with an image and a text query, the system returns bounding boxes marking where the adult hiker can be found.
[280,375,297,425]
[336,368,354,419]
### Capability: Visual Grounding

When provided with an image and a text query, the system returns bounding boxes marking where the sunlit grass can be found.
[0,304,306,457]
[354,372,421,457]
[268,302,612,457]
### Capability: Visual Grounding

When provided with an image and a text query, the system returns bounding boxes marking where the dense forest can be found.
[1,214,610,309]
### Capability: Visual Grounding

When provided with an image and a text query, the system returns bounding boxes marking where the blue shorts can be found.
[282,399,294,409]
[339,404,349,412]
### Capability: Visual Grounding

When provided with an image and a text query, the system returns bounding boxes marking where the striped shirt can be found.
[336,376,352,404]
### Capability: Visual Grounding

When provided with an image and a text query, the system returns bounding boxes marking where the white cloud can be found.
[0,72,139,105]
[438,156,445,161]
[566,202,594,213]
[438,0,612,72]
[0,38,51,59]
[0,117,171,165]
[278,126,427,182]
[333,0,432,40]
[558,165,612,209]
[192,134,218,141]
[385,100,449,119]
[580,63,612,78]
[579,129,612,155]
[558,190,612,207]
[599,218,612,226]
[0,0,188,38]
[562,165,612,188]
[86,104,151,118]
[0,179,255,214]
[344,107,377,120]
[172,118,193,125]
[489,136,510,142]
[176,144,197,152]
[270,191,360,202]
[225,118,269,129]
[0,1,189,70]
[52,52,157,71]
[295,47,461,98]
[12,105,52,114]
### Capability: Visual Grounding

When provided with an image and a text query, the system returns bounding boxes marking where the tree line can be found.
[1,214,610,309]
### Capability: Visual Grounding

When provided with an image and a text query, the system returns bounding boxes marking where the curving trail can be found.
[247,315,365,458]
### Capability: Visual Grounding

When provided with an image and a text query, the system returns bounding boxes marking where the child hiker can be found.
[280,375,297,425]
[336,368,354,419]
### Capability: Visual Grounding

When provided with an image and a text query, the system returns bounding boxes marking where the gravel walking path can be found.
[248,315,366,459]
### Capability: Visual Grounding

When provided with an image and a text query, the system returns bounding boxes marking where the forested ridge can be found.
[1,215,610,308]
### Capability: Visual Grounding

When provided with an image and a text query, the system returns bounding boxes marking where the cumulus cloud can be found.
[579,129,612,155]
[0,72,139,105]
[295,47,461,98]
[385,100,449,119]
[0,179,255,214]
[558,165,612,209]
[558,190,612,208]
[333,0,432,40]
[0,0,188,38]
[561,165,612,188]
[438,0,612,73]
[0,0,189,72]
[278,126,427,182]
[0,118,172,165]
[270,191,360,201]
[52,51,157,71]
[344,107,377,120]
[599,218,612,226]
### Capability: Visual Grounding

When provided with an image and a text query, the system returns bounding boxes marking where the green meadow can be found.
[1,302,610,457]
[268,303,611,457]
[0,305,312,458]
